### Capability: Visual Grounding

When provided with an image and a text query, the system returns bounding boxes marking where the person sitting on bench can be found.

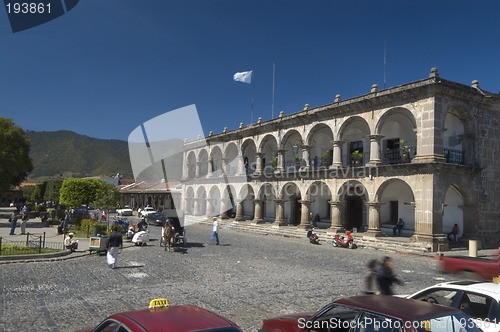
[393,218,404,236]
[448,224,459,242]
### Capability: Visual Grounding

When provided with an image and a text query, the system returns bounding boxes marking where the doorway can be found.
[346,196,363,230]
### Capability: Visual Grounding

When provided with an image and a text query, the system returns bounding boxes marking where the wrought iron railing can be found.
[443,148,464,164]
[0,233,64,255]
[383,147,415,164]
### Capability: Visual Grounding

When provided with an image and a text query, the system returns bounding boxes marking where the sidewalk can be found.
[0,218,94,263]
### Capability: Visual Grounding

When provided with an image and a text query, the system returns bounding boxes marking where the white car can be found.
[139,206,156,218]
[405,280,500,332]
[116,206,133,216]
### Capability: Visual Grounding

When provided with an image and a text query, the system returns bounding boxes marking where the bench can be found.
[381,223,413,237]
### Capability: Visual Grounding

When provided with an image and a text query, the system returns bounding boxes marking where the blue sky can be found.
[1,0,500,141]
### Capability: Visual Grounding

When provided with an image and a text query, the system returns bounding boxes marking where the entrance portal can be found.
[346,196,363,230]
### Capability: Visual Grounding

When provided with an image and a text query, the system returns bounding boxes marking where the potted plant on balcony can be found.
[351,150,363,166]
[271,156,278,170]
[399,139,410,163]
[321,150,333,167]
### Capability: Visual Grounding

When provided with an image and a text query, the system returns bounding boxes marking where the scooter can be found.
[307,228,320,245]
[126,224,136,240]
[332,231,356,249]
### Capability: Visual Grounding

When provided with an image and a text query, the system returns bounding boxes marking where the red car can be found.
[78,298,242,332]
[259,295,482,332]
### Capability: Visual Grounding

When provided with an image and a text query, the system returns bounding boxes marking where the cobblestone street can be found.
[1,223,455,331]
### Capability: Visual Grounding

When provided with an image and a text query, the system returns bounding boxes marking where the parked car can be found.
[439,253,500,281]
[259,295,482,332]
[139,206,156,218]
[144,212,166,226]
[404,280,500,332]
[116,205,133,216]
[76,298,242,332]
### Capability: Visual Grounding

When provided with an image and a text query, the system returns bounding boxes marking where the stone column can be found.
[193,198,200,216]
[328,201,343,232]
[206,159,214,178]
[221,158,228,175]
[235,200,245,221]
[276,150,286,173]
[237,155,245,176]
[331,141,343,168]
[301,145,311,169]
[364,202,383,237]
[252,199,264,224]
[274,199,286,226]
[195,161,201,178]
[184,198,192,215]
[367,135,383,166]
[219,198,229,219]
[181,156,189,180]
[298,200,311,228]
[205,198,213,218]
[255,153,263,175]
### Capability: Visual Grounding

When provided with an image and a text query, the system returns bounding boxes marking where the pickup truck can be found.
[439,254,500,281]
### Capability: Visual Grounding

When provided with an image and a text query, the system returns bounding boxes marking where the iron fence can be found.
[0,232,65,255]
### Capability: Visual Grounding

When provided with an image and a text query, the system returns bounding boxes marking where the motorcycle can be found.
[307,228,320,245]
[332,231,356,249]
[126,224,136,240]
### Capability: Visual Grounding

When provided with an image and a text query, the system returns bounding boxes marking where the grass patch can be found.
[0,245,64,256]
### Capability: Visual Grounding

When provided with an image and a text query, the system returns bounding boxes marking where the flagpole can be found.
[251,71,254,124]
[272,62,275,119]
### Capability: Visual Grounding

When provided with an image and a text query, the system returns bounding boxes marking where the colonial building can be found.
[180,68,500,251]
[119,180,181,213]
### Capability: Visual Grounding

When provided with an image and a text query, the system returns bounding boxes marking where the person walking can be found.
[210,217,220,245]
[20,207,29,235]
[106,226,123,269]
[361,259,379,295]
[9,210,19,235]
[376,256,403,295]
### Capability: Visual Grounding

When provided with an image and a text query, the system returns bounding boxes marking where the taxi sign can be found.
[149,298,169,308]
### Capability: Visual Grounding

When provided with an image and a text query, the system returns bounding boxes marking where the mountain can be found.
[26,130,134,179]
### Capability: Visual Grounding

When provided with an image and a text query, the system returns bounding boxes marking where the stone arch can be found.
[195,186,207,216]
[281,129,303,171]
[306,124,334,168]
[207,185,222,218]
[281,182,302,225]
[186,151,196,179]
[338,116,371,167]
[198,149,209,177]
[209,146,223,176]
[184,186,195,215]
[375,178,416,233]
[376,107,417,164]
[257,183,277,220]
[258,134,279,175]
[442,103,474,165]
[442,184,464,239]
[224,142,239,176]
[237,184,255,220]
[241,138,257,175]
[337,180,369,231]
[306,181,332,226]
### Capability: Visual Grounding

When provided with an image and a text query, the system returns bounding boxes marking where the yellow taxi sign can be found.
[493,276,500,284]
[149,298,169,308]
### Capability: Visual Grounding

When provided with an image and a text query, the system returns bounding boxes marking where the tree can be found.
[44,179,63,204]
[0,118,33,192]
[59,178,104,208]
[59,178,119,209]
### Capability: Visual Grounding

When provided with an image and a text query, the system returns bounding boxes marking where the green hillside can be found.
[26,130,134,179]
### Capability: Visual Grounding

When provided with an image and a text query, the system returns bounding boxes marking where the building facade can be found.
[180,68,500,251]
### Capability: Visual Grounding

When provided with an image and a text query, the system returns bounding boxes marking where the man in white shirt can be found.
[210,217,220,245]
[64,233,79,251]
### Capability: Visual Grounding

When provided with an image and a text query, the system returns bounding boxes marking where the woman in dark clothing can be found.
[376,256,403,295]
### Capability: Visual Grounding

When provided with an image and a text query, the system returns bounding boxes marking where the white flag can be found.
[233,70,252,84]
